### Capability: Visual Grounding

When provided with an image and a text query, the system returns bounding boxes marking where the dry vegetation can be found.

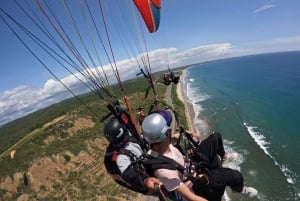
[0,76,186,201]
[0,114,139,201]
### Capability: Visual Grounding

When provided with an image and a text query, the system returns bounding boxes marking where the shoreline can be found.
[176,70,197,134]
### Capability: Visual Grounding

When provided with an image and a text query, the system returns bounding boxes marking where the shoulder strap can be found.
[118,148,146,173]
[118,148,136,160]
[143,150,185,173]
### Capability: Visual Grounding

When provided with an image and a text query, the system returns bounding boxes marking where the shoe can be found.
[241,186,258,197]
[222,152,238,163]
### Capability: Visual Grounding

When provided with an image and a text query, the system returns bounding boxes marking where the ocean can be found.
[182,51,300,201]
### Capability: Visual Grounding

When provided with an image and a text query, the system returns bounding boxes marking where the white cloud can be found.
[44,79,65,92]
[264,35,300,46]
[234,35,300,55]
[0,85,54,125]
[254,4,277,13]
[171,43,234,66]
[1,35,300,126]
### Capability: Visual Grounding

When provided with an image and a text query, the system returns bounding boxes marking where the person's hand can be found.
[172,132,180,139]
[185,130,201,143]
[185,130,195,136]
[144,177,162,193]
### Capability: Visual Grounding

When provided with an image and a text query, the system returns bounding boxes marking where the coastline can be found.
[176,70,197,134]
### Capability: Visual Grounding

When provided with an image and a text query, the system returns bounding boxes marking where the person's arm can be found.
[175,182,207,201]
[122,165,149,193]
[117,154,149,194]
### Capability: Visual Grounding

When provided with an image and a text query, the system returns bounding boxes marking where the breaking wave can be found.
[243,122,296,185]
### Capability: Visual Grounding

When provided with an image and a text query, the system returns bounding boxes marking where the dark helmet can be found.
[104,118,130,145]
[141,109,172,144]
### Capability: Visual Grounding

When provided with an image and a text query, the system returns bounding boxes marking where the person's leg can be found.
[192,174,225,201]
[220,168,244,192]
[196,131,226,167]
[215,168,258,197]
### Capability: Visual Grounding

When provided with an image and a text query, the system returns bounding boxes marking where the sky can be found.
[0,0,300,126]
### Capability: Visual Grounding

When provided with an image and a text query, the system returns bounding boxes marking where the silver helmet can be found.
[141,110,172,144]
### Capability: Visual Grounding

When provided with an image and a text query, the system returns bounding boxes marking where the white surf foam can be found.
[223,139,244,171]
[243,122,296,185]
[183,76,211,135]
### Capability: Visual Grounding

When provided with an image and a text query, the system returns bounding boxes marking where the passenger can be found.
[141,109,258,201]
[141,110,207,201]
[103,117,161,195]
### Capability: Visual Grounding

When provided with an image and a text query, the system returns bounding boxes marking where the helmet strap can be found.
[166,129,172,139]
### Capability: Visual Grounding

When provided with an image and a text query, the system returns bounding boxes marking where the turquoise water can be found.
[183,51,300,200]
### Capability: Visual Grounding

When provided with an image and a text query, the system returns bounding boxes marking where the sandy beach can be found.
[176,70,199,139]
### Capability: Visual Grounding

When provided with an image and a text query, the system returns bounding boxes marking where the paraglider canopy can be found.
[133,0,161,33]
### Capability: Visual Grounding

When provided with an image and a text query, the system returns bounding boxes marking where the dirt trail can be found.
[0,115,67,159]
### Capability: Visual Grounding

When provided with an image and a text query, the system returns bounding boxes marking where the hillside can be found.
[0,74,187,201]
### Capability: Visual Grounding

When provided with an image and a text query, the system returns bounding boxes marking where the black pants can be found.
[193,168,244,201]
[192,132,244,201]
[195,131,226,168]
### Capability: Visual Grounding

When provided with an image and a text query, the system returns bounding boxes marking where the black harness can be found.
[142,150,185,174]
[104,144,186,196]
